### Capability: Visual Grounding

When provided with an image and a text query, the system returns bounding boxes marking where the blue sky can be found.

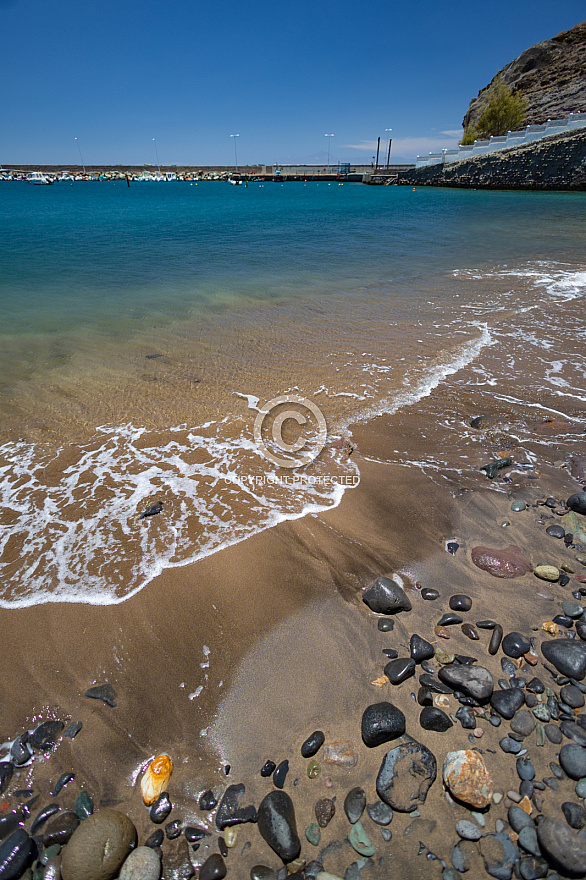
[1,0,584,165]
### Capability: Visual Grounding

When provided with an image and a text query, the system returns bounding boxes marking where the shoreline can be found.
[3,395,586,877]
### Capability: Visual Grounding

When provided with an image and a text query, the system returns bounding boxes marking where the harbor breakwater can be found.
[397,127,586,191]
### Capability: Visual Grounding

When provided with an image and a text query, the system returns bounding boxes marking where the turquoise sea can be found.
[0,180,585,606]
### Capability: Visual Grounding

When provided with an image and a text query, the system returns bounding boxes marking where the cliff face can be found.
[463,21,586,129]
[398,127,586,191]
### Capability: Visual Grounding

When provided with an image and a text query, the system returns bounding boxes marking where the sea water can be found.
[0,180,585,605]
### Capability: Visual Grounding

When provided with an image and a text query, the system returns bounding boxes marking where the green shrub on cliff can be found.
[475,76,527,138]
[459,125,478,145]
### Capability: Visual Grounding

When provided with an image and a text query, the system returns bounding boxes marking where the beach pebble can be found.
[63,721,82,739]
[537,816,586,876]
[323,742,357,768]
[261,761,276,777]
[0,829,35,880]
[257,791,300,863]
[419,706,452,732]
[410,634,435,663]
[546,525,565,539]
[162,837,194,879]
[561,684,585,708]
[490,688,525,719]
[348,821,375,857]
[362,577,412,615]
[542,639,586,680]
[199,853,227,880]
[479,833,518,880]
[84,683,117,707]
[30,804,60,836]
[384,657,415,684]
[199,790,217,811]
[60,809,136,880]
[456,819,482,841]
[511,711,535,738]
[361,702,405,747]
[145,829,164,847]
[435,625,451,639]
[443,750,492,809]
[301,731,325,758]
[562,720,586,747]
[563,602,585,619]
[450,595,472,612]
[366,801,393,826]
[377,619,394,632]
[149,792,172,824]
[438,612,464,626]
[421,588,440,600]
[119,846,161,880]
[462,623,479,640]
[508,805,534,832]
[562,801,586,830]
[489,624,504,655]
[576,778,586,797]
[31,721,64,751]
[567,492,586,515]
[560,743,586,779]
[499,736,522,754]
[343,788,366,824]
[165,819,182,840]
[544,723,562,744]
[516,756,535,781]
[534,565,560,582]
[376,739,437,812]
[305,823,320,846]
[438,664,493,701]
[502,632,530,659]
[451,841,473,873]
[455,706,476,729]
[518,826,541,858]
[511,501,526,511]
[307,760,320,778]
[74,792,94,820]
[273,760,289,789]
[251,868,277,880]
[471,545,531,578]
[314,798,335,828]
[216,783,255,829]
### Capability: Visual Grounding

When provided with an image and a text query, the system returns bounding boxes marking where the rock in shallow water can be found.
[84,683,117,707]
[376,738,436,812]
[443,750,493,809]
[60,809,136,880]
[361,702,405,747]
[257,791,300,863]
[362,577,412,615]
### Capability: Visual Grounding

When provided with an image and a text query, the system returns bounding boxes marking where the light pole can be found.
[325,133,334,173]
[385,129,392,169]
[152,138,161,175]
[230,134,239,173]
[74,137,86,173]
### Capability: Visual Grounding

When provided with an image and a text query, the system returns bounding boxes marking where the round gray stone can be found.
[119,846,161,880]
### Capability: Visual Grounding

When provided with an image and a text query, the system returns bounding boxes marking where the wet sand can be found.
[2,390,586,877]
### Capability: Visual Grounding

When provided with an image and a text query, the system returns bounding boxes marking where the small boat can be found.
[227,177,242,185]
[27,172,53,185]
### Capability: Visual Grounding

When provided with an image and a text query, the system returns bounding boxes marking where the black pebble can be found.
[421,588,440,601]
[562,801,586,830]
[455,706,476,729]
[260,761,276,777]
[449,594,472,612]
[31,721,64,751]
[382,649,398,659]
[476,620,497,629]
[447,542,459,555]
[50,773,74,798]
[461,624,479,640]
[489,624,504,655]
[377,619,394,632]
[150,792,172,824]
[526,677,545,694]
[199,790,218,811]
[384,657,415,684]
[546,525,565,539]
[491,688,525,719]
[62,721,82,739]
[84,683,117,707]
[145,829,164,847]
[437,612,463,626]
[165,820,182,840]
[273,760,289,789]
[185,825,211,842]
[553,614,573,629]
[502,632,531,659]
[218,837,228,857]
[30,804,60,836]
[417,687,433,706]
[419,706,452,732]
[560,574,570,586]
[410,634,434,663]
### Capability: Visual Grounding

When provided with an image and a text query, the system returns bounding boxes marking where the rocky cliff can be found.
[463,21,586,129]
[397,127,586,191]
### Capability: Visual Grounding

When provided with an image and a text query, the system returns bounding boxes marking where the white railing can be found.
[416,112,586,168]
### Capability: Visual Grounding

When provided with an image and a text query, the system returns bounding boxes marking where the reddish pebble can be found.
[434,625,451,639]
[473,727,484,738]
[324,777,333,788]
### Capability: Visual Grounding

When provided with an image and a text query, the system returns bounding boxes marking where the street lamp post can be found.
[152,138,161,175]
[230,134,240,173]
[385,129,392,169]
[74,137,86,173]
[325,133,334,174]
